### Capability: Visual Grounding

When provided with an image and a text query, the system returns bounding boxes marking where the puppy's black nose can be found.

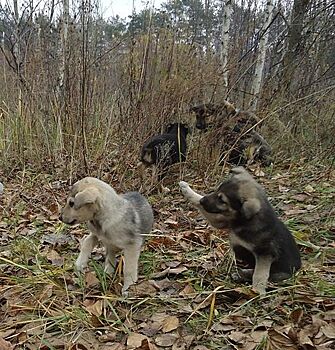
[196,123,206,130]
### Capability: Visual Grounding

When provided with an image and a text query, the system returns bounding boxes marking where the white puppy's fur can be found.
[60,177,154,295]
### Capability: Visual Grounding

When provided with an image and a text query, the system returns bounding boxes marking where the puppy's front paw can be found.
[252,281,267,295]
[179,181,191,196]
[252,285,267,295]
[121,287,129,297]
[179,181,189,189]
[75,258,88,273]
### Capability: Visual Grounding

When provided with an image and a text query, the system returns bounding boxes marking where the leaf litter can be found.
[0,164,334,349]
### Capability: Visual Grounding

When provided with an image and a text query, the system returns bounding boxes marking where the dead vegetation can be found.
[0,1,334,348]
[0,162,334,349]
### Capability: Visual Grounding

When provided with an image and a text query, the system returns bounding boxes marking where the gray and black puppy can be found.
[60,177,154,295]
[179,167,301,294]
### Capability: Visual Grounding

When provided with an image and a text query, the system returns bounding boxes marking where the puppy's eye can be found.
[69,200,74,208]
[218,195,226,204]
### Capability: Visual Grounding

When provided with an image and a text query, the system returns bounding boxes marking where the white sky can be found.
[0,0,166,20]
[100,0,165,19]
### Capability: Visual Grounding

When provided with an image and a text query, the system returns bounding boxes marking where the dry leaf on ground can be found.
[83,299,103,317]
[127,333,148,348]
[155,333,179,347]
[162,316,179,333]
[0,337,14,350]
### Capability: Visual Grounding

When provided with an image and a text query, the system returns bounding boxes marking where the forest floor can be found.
[0,162,334,350]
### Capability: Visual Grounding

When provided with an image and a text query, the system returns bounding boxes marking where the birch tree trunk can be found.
[13,0,22,115]
[57,0,69,155]
[59,0,69,95]
[249,0,274,112]
[220,0,233,88]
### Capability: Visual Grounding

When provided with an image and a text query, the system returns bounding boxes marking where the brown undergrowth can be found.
[0,162,334,349]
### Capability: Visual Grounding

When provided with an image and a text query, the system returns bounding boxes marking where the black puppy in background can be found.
[141,123,189,180]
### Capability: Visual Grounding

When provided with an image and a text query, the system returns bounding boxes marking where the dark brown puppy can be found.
[190,101,259,132]
[179,167,301,294]
[190,101,272,166]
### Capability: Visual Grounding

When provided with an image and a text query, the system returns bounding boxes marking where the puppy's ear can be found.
[230,166,246,176]
[241,198,261,219]
[165,123,173,132]
[74,188,99,209]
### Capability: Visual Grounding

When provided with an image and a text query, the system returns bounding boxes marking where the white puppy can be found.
[60,177,154,294]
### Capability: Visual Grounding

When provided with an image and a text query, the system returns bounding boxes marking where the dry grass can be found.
[0,11,334,349]
[0,162,334,349]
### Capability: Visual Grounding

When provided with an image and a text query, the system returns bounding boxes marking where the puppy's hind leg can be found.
[104,245,119,275]
[122,241,142,295]
[252,255,273,294]
[269,272,293,282]
[231,268,254,283]
[75,233,98,272]
[179,181,204,208]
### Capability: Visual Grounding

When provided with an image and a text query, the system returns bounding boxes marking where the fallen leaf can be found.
[321,324,335,339]
[162,316,179,333]
[85,271,100,287]
[129,280,157,297]
[228,331,246,344]
[155,333,178,347]
[127,333,147,348]
[250,330,268,342]
[179,284,195,297]
[268,329,297,350]
[46,249,64,266]
[151,278,174,291]
[136,338,159,350]
[84,299,103,317]
[0,337,13,350]
[139,323,162,337]
[152,266,187,279]
[100,343,125,350]
[290,308,304,324]
[171,335,194,350]
[298,329,315,347]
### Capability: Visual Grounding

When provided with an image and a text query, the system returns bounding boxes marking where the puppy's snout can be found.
[59,207,64,222]
[196,122,206,130]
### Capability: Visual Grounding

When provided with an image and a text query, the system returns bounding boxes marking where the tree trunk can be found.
[220,0,233,88]
[281,0,310,91]
[59,0,69,95]
[249,0,274,112]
